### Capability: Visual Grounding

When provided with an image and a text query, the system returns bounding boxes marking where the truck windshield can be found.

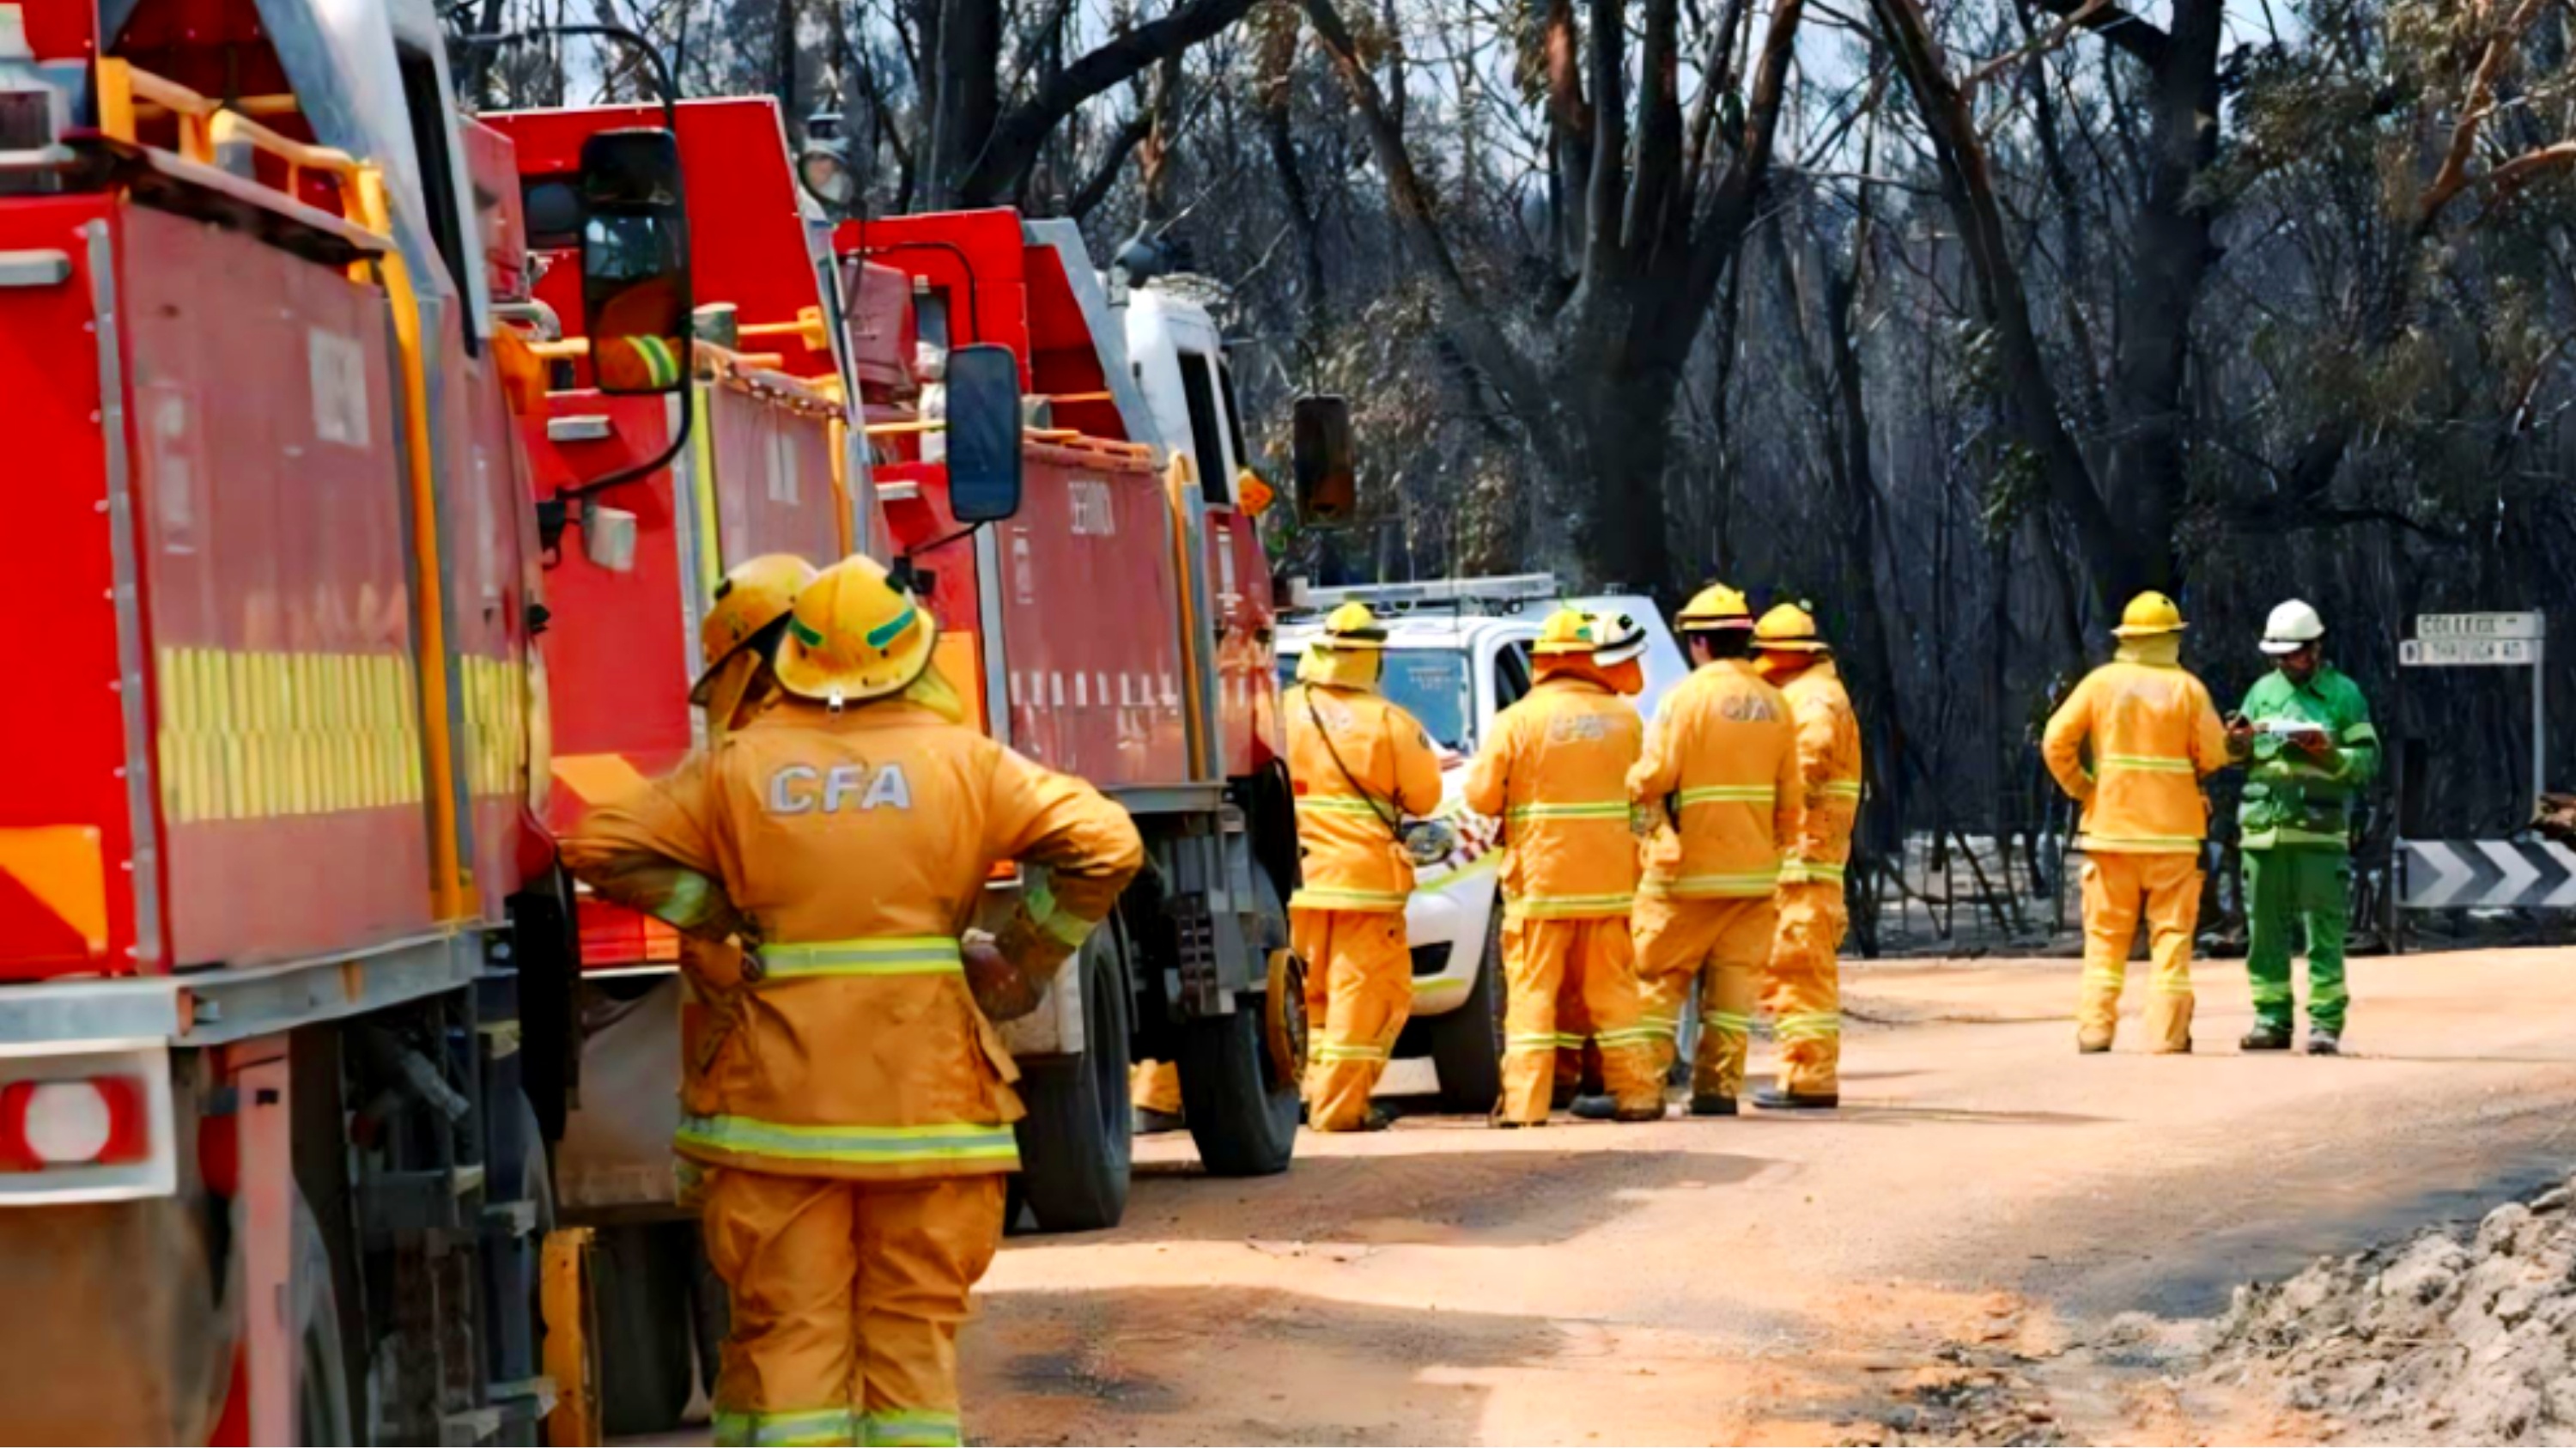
[1277,648,1475,753]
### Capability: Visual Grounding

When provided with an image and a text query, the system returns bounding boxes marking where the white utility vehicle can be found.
[1276,575,1688,1109]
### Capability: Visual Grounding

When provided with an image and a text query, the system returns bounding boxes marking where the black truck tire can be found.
[1176,982,1300,1176]
[594,1221,696,1436]
[1429,904,1507,1113]
[1012,923,1134,1233]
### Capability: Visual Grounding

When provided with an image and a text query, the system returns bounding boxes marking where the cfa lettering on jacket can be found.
[766,762,916,814]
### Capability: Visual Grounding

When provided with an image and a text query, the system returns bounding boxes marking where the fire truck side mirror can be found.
[579,129,693,396]
[945,344,1024,524]
[1292,395,1356,525]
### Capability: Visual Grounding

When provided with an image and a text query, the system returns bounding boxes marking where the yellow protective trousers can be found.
[1634,892,1777,1100]
[1498,915,1663,1123]
[1131,1060,1184,1117]
[1295,906,1412,1130]
[702,1168,1005,1447]
[1762,880,1847,1096]
[2077,851,2202,1052]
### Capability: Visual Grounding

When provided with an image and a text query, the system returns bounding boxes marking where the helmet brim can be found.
[2258,638,2312,656]
[1754,638,1830,654]
[1595,639,1649,666]
[2112,622,2188,638]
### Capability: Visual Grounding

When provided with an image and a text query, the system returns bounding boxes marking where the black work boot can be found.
[1568,1094,1618,1121]
[1134,1106,1188,1135]
[2240,1023,2293,1052]
[1751,1087,1838,1111]
[1688,1093,1738,1117]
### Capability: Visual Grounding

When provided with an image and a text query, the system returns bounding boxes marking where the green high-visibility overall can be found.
[2234,666,2379,1034]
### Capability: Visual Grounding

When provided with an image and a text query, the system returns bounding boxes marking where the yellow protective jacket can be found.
[1779,661,1864,883]
[561,698,1144,1181]
[1629,659,1802,898]
[1461,673,1644,918]
[1284,682,1443,911]
[2041,648,2232,854]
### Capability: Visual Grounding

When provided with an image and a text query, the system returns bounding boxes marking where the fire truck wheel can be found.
[290,1188,355,1446]
[1013,921,1136,1233]
[1429,904,1507,1113]
[594,1222,696,1434]
[1176,1001,1300,1176]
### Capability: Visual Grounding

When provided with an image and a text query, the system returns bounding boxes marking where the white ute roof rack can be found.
[1297,574,1563,615]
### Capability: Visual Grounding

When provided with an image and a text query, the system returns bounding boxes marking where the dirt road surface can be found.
[964,947,2576,1446]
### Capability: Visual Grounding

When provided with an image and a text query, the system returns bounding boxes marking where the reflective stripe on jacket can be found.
[1462,673,1644,918]
[1629,658,1801,898]
[2040,655,2230,855]
[1779,660,1863,879]
[1284,682,1443,911]
[561,698,1144,1181]
[2236,666,2380,850]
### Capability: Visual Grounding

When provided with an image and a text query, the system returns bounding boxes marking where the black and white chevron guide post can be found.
[2397,839,2576,910]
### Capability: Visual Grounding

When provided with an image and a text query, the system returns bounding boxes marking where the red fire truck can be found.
[0,0,1334,1440]
[0,0,592,1437]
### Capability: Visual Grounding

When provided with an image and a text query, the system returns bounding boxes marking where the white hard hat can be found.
[2260,599,2326,655]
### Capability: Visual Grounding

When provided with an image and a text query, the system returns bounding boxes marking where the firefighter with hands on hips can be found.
[1464,608,1666,1126]
[1282,602,1445,1131]
[2041,591,2233,1056]
[2227,600,2379,1056]
[1628,583,1804,1116]
[562,554,1144,1449]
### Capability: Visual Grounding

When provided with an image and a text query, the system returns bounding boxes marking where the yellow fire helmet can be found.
[2112,590,2188,638]
[689,553,818,706]
[773,555,939,705]
[1531,607,1600,657]
[1317,600,1389,650]
[1753,601,1829,654]
[1675,582,1753,633]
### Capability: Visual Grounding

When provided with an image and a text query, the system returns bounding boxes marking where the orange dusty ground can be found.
[957,948,2576,1446]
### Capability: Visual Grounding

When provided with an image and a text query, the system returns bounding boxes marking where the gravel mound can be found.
[2209,1178,2576,1442]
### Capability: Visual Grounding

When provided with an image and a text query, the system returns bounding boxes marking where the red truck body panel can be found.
[126,205,437,966]
[0,196,143,977]
[882,442,1189,787]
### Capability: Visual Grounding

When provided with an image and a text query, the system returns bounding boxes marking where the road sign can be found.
[2417,612,2547,640]
[2398,840,2576,910]
[2401,637,2545,667]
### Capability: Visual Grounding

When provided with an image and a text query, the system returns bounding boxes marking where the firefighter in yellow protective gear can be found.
[1629,584,1803,1116]
[1285,602,1444,1131]
[1750,602,1862,1110]
[1462,609,1663,1126]
[562,555,1145,1449]
[674,556,820,1206]
[2041,591,2232,1055]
